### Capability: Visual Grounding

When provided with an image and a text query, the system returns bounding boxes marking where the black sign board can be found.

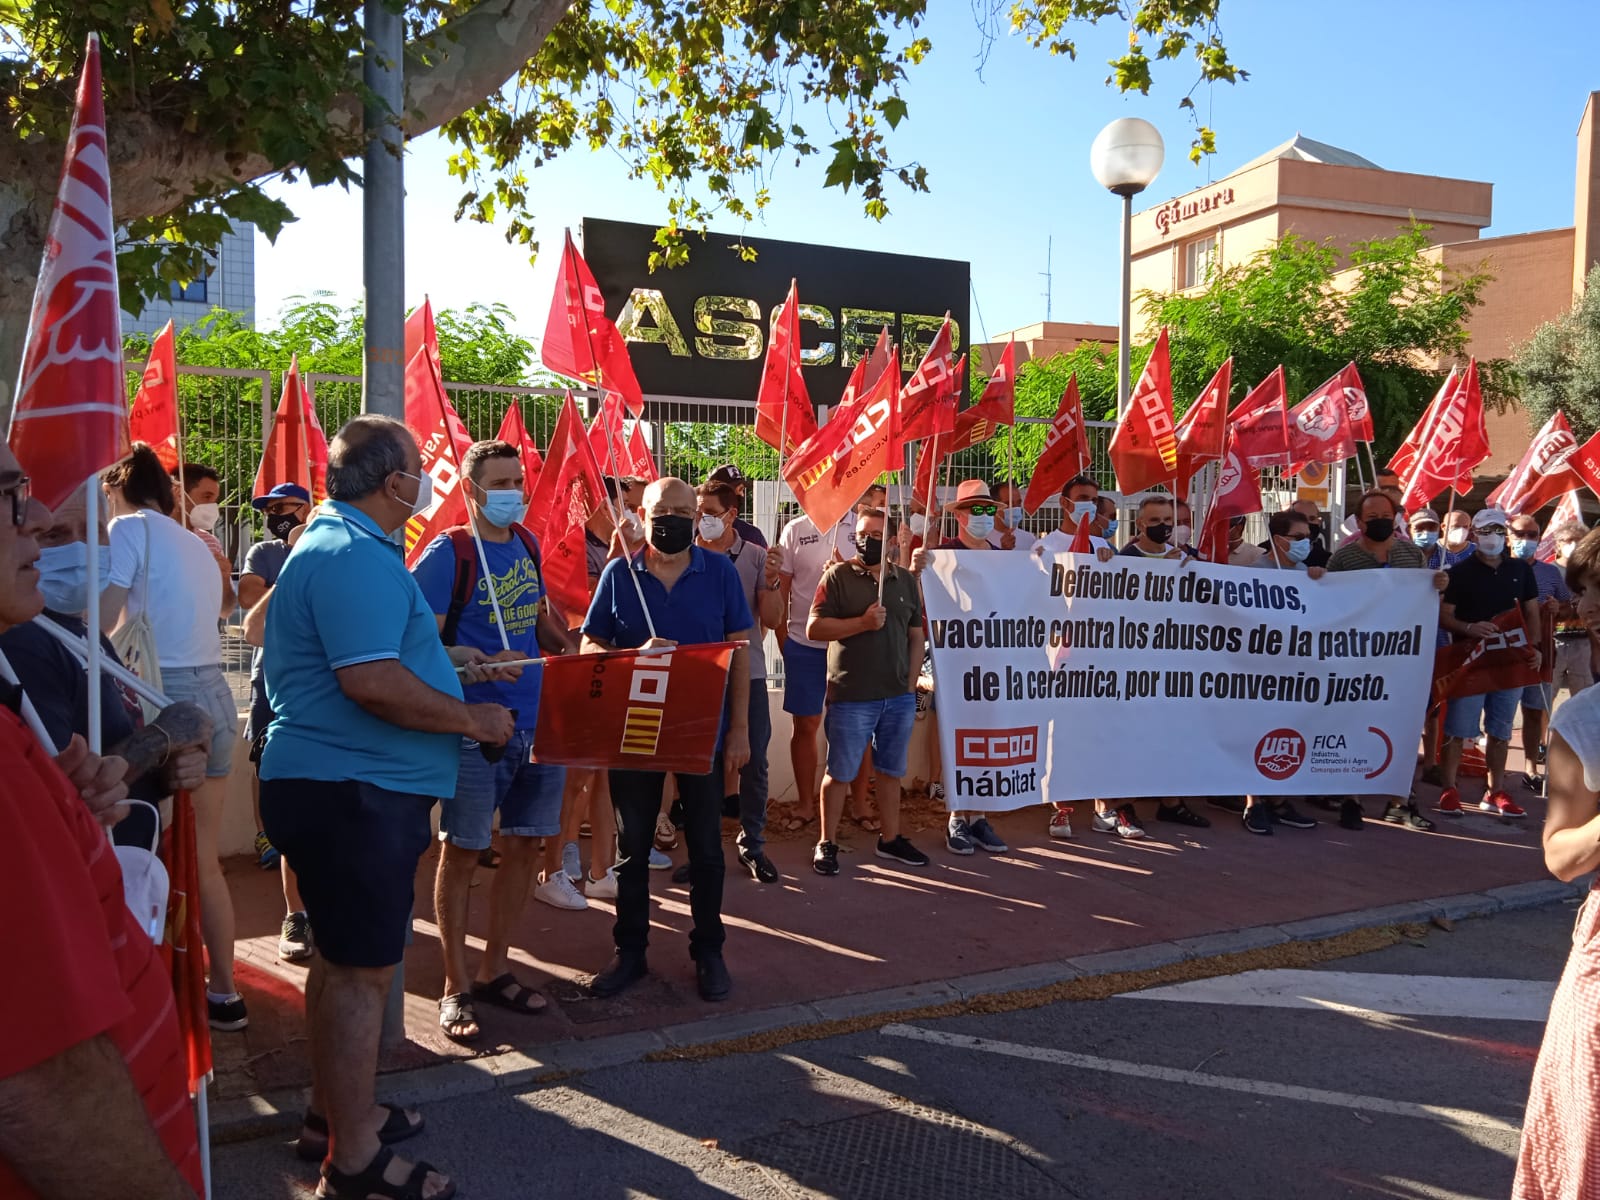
[579,218,970,412]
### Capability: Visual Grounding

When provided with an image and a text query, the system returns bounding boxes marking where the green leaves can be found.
[1514,264,1600,441]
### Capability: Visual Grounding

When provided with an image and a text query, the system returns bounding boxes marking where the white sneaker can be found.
[1048,808,1074,840]
[535,871,588,910]
[585,868,618,899]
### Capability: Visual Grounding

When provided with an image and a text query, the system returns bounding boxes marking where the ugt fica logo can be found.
[1254,728,1305,781]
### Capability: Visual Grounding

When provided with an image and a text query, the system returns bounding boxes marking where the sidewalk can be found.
[213,767,1555,1106]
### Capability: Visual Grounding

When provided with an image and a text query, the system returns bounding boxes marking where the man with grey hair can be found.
[260,414,515,1199]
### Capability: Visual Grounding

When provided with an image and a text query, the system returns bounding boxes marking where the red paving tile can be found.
[212,774,1551,1100]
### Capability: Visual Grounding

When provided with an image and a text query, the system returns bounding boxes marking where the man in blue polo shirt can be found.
[261,415,514,1200]
[582,476,754,1003]
[414,438,579,1044]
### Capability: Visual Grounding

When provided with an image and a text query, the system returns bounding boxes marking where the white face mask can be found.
[1444,526,1469,548]
[1072,500,1095,520]
[188,501,220,533]
[37,542,112,615]
[1173,524,1192,547]
[620,508,643,539]
[698,514,727,542]
[1476,533,1505,558]
[1005,506,1024,529]
[909,513,928,537]
[396,471,433,519]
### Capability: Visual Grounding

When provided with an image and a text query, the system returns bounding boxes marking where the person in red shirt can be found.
[0,441,200,1199]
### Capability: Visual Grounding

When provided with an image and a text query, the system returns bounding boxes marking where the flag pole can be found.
[85,472,103,752]
[776,279,796,481]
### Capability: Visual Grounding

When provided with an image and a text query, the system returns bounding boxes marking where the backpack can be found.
[440,524,543,646]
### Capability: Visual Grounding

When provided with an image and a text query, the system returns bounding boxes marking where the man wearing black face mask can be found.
[807,508,928,876]
[1119,496,1184,560]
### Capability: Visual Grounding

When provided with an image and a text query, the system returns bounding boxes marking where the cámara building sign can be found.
[580,218,969,409]
[1153,186,1237,237]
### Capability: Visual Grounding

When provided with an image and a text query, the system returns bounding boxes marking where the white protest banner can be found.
[920,551,1437,808]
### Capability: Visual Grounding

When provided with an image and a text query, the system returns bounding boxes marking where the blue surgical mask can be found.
[1511,537,1537,560]
[966,515,995,539]
[1413,529,1439,549]
[37,542,112,615]
[1005,506,1024,529]
[480,489,528,530]
[1286,537,1312,564]
[1072,500,1094,520]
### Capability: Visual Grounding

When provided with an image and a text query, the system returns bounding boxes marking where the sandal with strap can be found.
[296,1105,424,1162]
[470,972,547,1016]
[437,993,480,1043]
[318,1144,455,1200]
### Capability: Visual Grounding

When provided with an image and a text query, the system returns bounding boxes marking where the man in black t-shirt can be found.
[1437,507,1541,819]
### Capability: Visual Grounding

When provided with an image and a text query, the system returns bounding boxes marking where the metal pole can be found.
[362,0,405,418]
[1117,191,1134,419]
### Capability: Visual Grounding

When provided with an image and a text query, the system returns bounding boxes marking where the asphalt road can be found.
[215,902,1578,1199]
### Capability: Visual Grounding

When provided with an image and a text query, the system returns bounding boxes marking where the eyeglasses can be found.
[1,475,29,528]
[964,504,998,517]
[1476,525,1507,536]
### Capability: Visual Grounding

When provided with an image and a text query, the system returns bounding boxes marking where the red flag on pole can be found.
[7,35,130,511]
[1486,411,1584,516]
[159,789,213,1094]
[252,355,329,503]
[400,345,474,565]
[1389,367,1458,485]
[495,401,543,486]
[1337,362,1375,444]
[129,320,181,472]
[1433,607,1548,702]
[912,344,1015,510]
[532,642,739,773]
[405,297,441,370]
[542,230,645,417]
[899,317,959,444]
[1567,428,1600,500]
[1228,366,1291,470]
[527,392,608,620]
[754,281,817,457]
[1286,370,1359,474]
[626,421,658,481]
[1171,357,1232,501]
[1108,328,1178,494]
[587,392,630,478]
[1022,376,1091,515]
[1399,360,1492,512]
[1537,491,1585,562]
[783,363,900,532]
[1198,432,1264,563]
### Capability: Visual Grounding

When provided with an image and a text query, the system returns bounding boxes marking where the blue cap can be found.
[251,482,312,510]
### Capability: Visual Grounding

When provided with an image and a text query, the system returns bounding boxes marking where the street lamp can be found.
[1090,117,1164,416]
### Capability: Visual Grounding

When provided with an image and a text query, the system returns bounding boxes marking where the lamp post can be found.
[1090,117,1165,416]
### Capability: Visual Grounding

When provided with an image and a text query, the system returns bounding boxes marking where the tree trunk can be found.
[0,176,48,430]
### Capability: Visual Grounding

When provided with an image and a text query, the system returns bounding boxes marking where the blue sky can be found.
[254,0,1598,345]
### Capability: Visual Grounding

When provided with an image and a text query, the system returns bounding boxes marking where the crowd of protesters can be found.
[7,410,1598,1199]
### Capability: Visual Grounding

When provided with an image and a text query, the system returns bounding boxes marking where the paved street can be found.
[216,900,1576,1199]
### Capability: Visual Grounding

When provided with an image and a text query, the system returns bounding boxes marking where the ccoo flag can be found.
[753,280,818,457]
[527,392,608,621]
[1108,327,1178,494]
[1171,357,1232,501]
[129,320,181,472]
[542,230,645,417]
[252,354,329,503]
[1022,375,1091,515]
[400,344,474,565]
[1228,366,1291,470]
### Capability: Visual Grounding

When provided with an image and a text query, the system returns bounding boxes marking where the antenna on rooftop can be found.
[1040,235,1053,321]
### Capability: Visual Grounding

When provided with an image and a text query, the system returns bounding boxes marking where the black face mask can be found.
[649,513,695,555]
[855,534,883,566]
[1364,517,1395,543]
[266,511,303,542]
[1145,523,1172,545]
[1307,523,1323,542]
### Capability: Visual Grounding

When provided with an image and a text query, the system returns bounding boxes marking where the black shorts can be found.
[260,778,433,969]
[245,678,273,765]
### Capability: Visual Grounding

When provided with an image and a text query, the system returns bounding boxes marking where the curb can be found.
[209,877,1586,1146]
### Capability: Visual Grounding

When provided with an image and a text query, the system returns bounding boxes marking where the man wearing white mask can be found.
[176,461,236,616]
[1035,474,1114,560]
[412,439,576,1044]
[990,481,1035,551]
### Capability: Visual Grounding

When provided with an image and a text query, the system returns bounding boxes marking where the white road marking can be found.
[879,1024,1523,1134]
[1118,969,1556,1023]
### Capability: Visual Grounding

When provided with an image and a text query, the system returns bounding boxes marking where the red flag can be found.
[532,641,739,772]
[912,347,1015,510]
[1400,360,1492,512]
[1172,357,1232,501]
[129,321,181,472]
[527,392,607,619]
[899,317,959,444]
[1022,376,1091,515]
[1228,366,1290,470]
[587,392,630,477]
[1108,327,1178,493]
[252,354,329,504]
[1198,432,1264,564]
[400,344,474,565]
[1286,370,1358,474]
[1068,515,1094,554]
[627,422,658,481]
[856,327,896,399]
[1538,491,1585,562]
[405,297,440,370]
[542,230,645,417]
[754,281,817,457]
[1339,362,1375,444]
[1389,367,1458,484]
[1567,428,1600,500]
[1487,411,1583,516]
[159,789,212,1095]
[8,35,130,511]
[1433,607,1548,702]
[783,362,899,532]
[495,401,543,487]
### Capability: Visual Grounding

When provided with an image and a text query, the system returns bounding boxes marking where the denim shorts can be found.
[781,641,828,717]
[1521,683,1550,712]
[160,664,239,777]
[824,693,916,780]
[439,729,565,851]
[1444,688,1520,742]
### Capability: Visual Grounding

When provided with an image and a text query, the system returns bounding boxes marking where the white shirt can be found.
[108,509,224,668]
[1035,528,1111,556]
[1229,543,1267,567]
[1552,684,1600,791]
[778,514,856,648]
[989,527,1038,551]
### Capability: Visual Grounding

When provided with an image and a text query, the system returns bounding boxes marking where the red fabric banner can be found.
[495,401,544,487]
[1432,607,1551,702]
[1538,491,1584,562]
[782,363,900,533]
[1286,369,1358,473]
[1338,362,1375,444]
[911,365,1014,510]
[1172,357,1232,502]
[532,642,739,773]
[129,320,180,472]
[1400,359,1492,512]
[627,421,658,481]
[542,230,645,417]
[1022,375,1091,515]
[1198,432,1264,563]
[1108,327,1178,493]
[898,317,959,444]
[401,344,474,565]
[405,297,440,371]
[1389,367,1457,484]
[1486,411,1583,516]
[754,281,818,457]
[252,354,329,503]
[159,789,212,1094]
[527,392,607,621]
[1228,366,1291,470]
[8,35,130,511]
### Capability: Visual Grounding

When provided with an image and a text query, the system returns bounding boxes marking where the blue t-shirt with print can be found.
[413,530,545,727]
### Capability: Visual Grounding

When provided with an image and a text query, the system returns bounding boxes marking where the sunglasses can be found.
[964,504,998,517]
[1,475,29,528]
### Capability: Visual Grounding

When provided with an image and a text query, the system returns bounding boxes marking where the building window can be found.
[1181,235,1216,290]
[170,274,208,304]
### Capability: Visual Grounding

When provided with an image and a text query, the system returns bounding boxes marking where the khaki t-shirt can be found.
[810,560,923,703]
